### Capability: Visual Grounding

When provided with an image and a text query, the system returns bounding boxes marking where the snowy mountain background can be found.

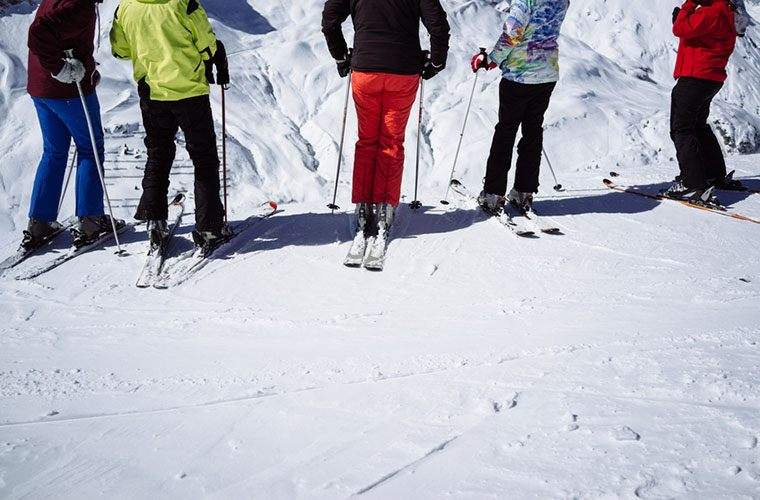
[1,0,760,497]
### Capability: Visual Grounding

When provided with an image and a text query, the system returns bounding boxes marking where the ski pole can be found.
[65,49,124,255]
[221,84,229,225]
[57,149,77,215]
[541,146,564,192]
[410,53,429,210]
[440,48,486,205]
[327,70,352,212]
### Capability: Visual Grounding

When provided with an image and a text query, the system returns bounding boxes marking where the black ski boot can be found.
[147,220,169,249]
[72,215,126,248]
[356,202,373,236]
[507,188,534,213]
[21,219,63,250]
[662,181,720,206]
[374,202,395,235]
[712,171,747,192]
[477,191,504,215]
[192,225,232,257]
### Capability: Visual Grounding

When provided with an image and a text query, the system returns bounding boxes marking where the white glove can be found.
[52,58,85,84]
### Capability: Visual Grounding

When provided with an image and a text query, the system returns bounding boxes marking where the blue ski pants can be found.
[29,92,105,222]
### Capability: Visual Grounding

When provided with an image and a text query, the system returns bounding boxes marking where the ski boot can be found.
[712,171,747,192]
[356,203,373,236]
[192,225,232,257]
[21,219,63,250]
[374,203,395,235]
[661,181,721,207]
[477,191,504,215]
[507,188,534,213]
[147,220,169,250]
[72,215,126,248]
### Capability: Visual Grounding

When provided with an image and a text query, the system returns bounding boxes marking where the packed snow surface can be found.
[1,0,760,497]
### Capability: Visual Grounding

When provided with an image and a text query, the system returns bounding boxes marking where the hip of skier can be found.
[321,0,450,238]
[473,0,569,215]
[110,0,230,253]
[665,0,745,203]
[24,0,125,251]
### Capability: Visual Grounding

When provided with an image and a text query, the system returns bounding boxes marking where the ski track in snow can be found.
[1,0,760,497]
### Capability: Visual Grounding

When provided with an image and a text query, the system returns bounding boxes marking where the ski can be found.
[344,231,368,267]
[363,234,387,271]
[603,179,760,225]
[154,201,279,288]
[521,205,563,235]
[449,179,536,237]
[16,223,134,280]
[135,194,186,288]
[0,217,77,276]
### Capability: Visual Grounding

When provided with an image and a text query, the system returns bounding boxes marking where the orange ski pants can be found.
[351,71,420,206]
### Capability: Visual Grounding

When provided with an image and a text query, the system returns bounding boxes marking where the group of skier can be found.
[11,0,755,274]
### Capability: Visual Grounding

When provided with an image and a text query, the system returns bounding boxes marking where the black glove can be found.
[336,48,352,78]
[422,60,445,80]
[672,6,681,24]
[205,40,230,86]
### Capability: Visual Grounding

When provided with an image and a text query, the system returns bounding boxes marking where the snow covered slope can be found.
[1,1,759,498]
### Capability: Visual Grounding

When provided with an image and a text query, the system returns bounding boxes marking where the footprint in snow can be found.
[612,425,641,442]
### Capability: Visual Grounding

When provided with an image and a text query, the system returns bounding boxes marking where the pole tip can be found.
[410,201,422,210]
[553,184,564,192]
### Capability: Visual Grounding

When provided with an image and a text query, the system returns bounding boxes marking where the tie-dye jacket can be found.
[489,0,570,84]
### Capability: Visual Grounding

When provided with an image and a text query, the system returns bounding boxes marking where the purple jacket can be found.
[27,0,99,99]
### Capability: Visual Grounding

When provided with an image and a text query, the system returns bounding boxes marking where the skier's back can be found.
[110,0,229,252]
[473,0,570,214]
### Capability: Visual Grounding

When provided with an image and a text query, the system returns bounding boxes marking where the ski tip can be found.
[450,179,462,187]
[609,171,620,178]
[603,179,614,186]
[440,200,450,206]
[267,201,278,210]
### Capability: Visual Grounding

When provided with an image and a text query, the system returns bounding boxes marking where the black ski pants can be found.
[135,82,224,232]
[670,77,726,190]
[484,79,556,196]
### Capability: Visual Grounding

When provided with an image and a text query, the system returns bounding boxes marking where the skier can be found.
[473,0,570,215]
[321,0,450,239]
[24,0,124,250]
[110,0,229,253]
[665,0,744,201]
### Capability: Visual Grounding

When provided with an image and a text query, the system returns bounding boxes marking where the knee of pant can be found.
[41,148,70,162]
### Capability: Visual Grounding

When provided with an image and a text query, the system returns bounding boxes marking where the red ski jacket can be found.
[27,0,100,99]
[673,0,737,83]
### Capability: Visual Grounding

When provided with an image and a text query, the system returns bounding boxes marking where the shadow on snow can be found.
[202,0,275,36]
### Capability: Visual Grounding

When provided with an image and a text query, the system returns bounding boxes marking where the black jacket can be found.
[322,0,450,75]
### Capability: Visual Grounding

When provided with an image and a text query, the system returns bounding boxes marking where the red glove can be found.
[471,51,497,73]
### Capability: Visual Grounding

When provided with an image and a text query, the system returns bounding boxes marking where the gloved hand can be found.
[336,49,352,78]
[672,6,681,23]
[52,58,85,84]
[422,60,445,80]
[471,50,496,73]
[205,40,230,86]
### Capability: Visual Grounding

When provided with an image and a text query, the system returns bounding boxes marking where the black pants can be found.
[484,79,556,196]
[135,83,224,232]
[670,77,726,190]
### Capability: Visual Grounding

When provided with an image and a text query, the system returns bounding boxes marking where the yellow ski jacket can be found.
[110,0,217,101]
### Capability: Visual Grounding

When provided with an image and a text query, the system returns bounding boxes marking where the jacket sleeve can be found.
[181,0,218,61]
[110,7,131,60]
[489,0,531,66]
[321,0,351,60]
[28,0,91,74]
[420,0,451,67]
[673,1,721,40]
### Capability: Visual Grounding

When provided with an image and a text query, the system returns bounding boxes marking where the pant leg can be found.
[29,98,72,222]
[65,92,106,217]
[351,72,384,204]
[514,82,556,193]
[174,95,224,232]
[694,84,726,182]
[484,79,530,196]
[374,74,419,206]
[135,83,178,222]
[670,78,721,189]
